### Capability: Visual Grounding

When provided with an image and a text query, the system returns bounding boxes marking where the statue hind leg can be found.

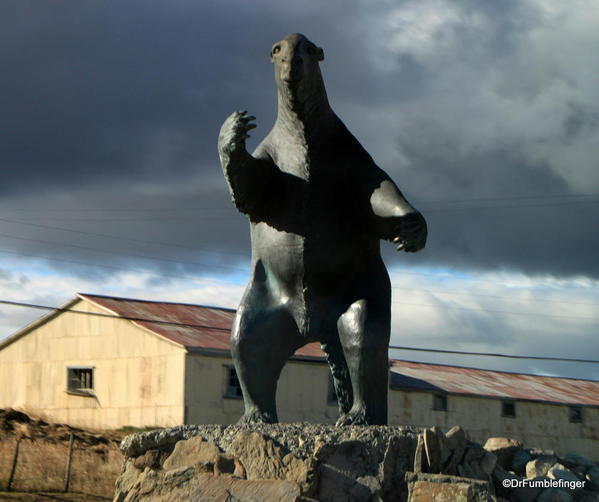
[321,339,353,417]
[336,299,390,425]
[231,295,303,424]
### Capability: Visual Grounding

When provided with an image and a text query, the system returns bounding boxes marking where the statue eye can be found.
[272,46,281,55]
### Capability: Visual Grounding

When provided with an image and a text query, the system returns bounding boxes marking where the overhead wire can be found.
[1,299,598,364]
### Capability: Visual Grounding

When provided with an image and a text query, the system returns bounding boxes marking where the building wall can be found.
[0,300,186,429]
[389,390,599,462]
[184,354,338,424]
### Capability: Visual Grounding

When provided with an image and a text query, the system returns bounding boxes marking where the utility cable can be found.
[1,299,598,364]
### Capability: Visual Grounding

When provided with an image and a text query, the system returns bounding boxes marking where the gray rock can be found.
[529,448,557,458]
[561,453,594,469]
[423,427,450,473]
[492,465,519,499]
[547,463,582,485]
[413,434,425,473]
[511,450,532,475]
[587,466,599,488]
[318,440,375,501]
[484,437,523,470]
[445,426,467,450]
[577,492,599,502]
[526,456,558,478]
[537,488,573,502]
[481,452,498,476]
[444,436,467,476]
[405,472,495,502]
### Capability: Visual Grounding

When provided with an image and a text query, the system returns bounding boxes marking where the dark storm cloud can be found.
[1,0,598,278]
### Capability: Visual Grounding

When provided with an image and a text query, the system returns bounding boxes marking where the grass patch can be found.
[0,438,122,497]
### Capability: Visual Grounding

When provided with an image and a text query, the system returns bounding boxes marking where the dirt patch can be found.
[0,409,123,499]
[0,491,111,501]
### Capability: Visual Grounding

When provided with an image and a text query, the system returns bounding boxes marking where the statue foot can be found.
[237,409,278,424]
[335,407,369,426]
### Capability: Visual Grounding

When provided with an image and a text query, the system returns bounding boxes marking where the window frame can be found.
[66,366,95,396]
[432,393,448,412]
[501,400,516,418]
[223,365,243,400]
[568,405,583,424]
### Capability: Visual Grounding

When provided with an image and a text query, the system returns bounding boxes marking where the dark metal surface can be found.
[79,293,325,358]
[218,34,427,425]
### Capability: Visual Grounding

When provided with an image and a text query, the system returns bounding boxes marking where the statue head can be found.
[270,34,326,108]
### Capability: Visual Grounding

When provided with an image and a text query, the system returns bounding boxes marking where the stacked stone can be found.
[486,438,599,502]
[113,424,599,502]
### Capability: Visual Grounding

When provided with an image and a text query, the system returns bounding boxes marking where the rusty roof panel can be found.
[390,360,599,406]
[78,294,599,406]
[78,293,324,359]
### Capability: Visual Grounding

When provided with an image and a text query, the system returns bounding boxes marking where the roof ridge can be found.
[391,359,599,383]
[77,292,236,312]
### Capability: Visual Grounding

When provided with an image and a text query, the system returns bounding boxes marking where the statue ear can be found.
[317,47,324,61]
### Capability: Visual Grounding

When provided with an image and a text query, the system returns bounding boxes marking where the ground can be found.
[0,409,125,500]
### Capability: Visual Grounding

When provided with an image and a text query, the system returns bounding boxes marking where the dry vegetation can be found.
[0,409,124,499]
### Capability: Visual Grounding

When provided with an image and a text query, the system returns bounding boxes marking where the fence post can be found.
[6,437,21,491]
[63,432,75,493]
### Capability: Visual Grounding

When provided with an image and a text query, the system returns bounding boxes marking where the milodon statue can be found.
[218,33,427,425]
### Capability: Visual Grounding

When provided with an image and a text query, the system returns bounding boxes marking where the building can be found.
[1,293,597,461]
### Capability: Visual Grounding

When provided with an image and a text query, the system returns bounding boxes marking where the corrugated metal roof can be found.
[77,294,599,406]
[390,360,599,406]
[78,293,324,360]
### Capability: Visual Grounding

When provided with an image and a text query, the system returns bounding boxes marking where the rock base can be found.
[114,423,502,501]
[114,423,599,501]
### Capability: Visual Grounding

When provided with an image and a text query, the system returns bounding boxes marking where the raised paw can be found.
[218,110,257,157]
[392,211,427,253]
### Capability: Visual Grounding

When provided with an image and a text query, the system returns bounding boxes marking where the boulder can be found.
[511,450,532,475]
[547,463,582,486]
[484,438,523,470]
[526,456,558,479]
[318,440,380,502]
[444,427,468,476]
[587,466,599,488]
[227,431,307,487]
[405,472,496,502]
[561,453,594,469]
[162,436,244,477]
[536,488,573,502]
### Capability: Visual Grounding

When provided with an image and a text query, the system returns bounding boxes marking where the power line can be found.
[0,233,249,272]
[2,192,599,213]
[0,300,231,332]
[0,247,595,321]
[1,299,597,364]
[391,301,598,321]
[0,248,248,276]
[388,345,599,364]
[394,287,599,307]
[0,217,248,257]
[4,197,599,222]
[1,239,597,317]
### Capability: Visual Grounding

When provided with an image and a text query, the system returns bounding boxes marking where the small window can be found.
[224,366,243,399]
[569,406,583,424]
[327,374,338,405]
[67,367,94,394]
[432,393,447,411]
[502,400,516,418]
